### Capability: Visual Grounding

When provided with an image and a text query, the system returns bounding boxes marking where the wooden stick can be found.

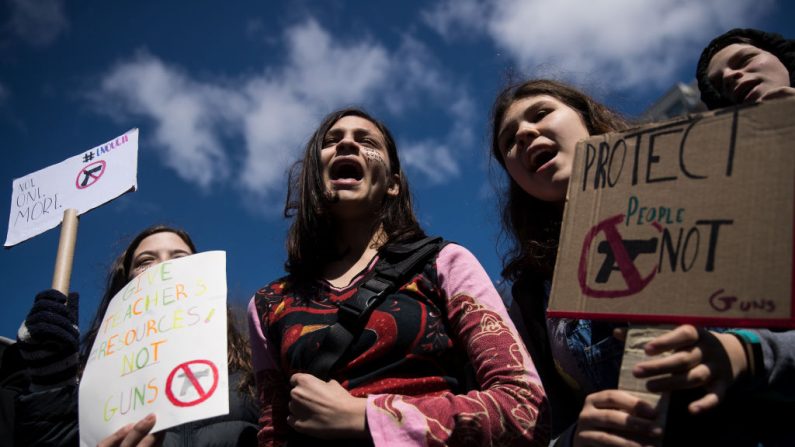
[51,208,79,294]
[618,325,673,447]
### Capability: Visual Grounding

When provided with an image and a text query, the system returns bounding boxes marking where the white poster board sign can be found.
[79,251,229,446]
[5,129,139,247]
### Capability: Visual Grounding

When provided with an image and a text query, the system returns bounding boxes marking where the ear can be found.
[387,173,400,197]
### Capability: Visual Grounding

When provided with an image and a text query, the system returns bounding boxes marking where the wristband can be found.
[728,329,764,388]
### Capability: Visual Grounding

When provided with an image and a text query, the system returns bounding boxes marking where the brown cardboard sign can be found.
[548,98,795,328]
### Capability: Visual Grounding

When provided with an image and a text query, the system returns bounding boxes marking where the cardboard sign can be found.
[5,129,139,247]
[549,98,794,328]
[79,251,229,446]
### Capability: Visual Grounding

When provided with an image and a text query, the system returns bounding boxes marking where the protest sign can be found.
[549,98,795,328]
[5,129,138,247]
[79,251,228,446]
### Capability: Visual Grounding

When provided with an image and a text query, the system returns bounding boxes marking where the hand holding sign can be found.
[98,414,164,447]
[573,389,662,447]
[6,129,139,295]
[551,99,795,327]
[16,289,79,389]
[632,325,748,414]
[549,99,795,445]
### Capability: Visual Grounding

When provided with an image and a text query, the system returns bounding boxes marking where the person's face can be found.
[497,95,590,202]
[129,232,193,279]
[321,115,399,219]
[707,43,790,105]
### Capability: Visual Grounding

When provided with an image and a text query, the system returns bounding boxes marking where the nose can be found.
[335,134,360,155]
[721,67,744,95]
[515,122,539,149]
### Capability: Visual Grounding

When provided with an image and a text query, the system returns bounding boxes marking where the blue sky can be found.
[2,0,794,337]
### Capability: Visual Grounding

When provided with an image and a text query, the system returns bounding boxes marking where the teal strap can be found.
[729,328,761,344]
[728,329,764,385]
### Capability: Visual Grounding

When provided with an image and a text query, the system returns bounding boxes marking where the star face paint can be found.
[320,115,398,219]
[362,146,389,174]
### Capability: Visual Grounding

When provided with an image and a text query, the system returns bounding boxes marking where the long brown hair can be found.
[226,305,256,397]
[490,80,629,281]
[284,107,425,282]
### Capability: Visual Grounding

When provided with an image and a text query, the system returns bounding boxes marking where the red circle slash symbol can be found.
[165,359,219,407]
[75,160,106,189]
[578,214,661,298]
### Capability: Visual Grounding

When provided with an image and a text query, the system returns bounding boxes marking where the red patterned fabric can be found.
[248,244,549,446]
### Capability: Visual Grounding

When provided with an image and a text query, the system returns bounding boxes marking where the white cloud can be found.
[384,37,476,184]
[239,82,316,196]
[424,0,774,89]
[94,20,472,204]
[237,20,394,197]
[282,20,391,106]
[400,140,460,184]
[422,0,490,39]
[99,55,241,189]
[7,0,68,47]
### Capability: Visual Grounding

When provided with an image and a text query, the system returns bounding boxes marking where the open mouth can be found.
[734,79,761,103]
[529,148,557,172]
[329,158,365,182]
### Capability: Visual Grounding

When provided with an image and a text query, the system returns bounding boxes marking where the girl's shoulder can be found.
[253,275,294,303]
[434,242,484,273]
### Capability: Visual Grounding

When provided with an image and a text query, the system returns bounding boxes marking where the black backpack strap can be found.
[306,236,444,379]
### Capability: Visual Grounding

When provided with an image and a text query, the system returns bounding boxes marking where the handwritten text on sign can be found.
[550,100,794,327]
[5,129,138,247]
[79,251,228,446]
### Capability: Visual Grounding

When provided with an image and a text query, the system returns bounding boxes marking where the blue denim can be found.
[547,318,625,395]
[543,281,625,395]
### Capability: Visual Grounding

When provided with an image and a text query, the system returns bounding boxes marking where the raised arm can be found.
[15,289,80,446]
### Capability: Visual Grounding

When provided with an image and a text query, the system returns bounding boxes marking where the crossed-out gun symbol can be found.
[80,165,103,187]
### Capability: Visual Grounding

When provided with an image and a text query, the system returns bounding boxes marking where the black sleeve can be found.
[15,384,79,447]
